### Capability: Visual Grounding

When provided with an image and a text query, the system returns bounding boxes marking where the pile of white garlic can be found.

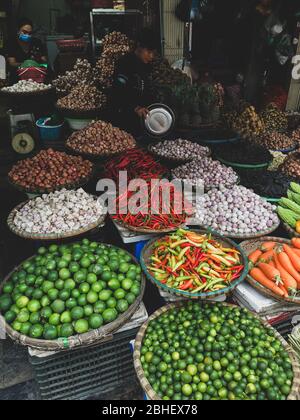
[12,189,106,235]
[2,79,52,93]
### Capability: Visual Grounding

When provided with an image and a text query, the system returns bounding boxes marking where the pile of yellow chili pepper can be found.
[148,229,245,293]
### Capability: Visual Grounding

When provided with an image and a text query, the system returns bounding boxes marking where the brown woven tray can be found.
[134,301,300,401]
[140,228,249,300]
[283,222,300,239]
[7,199,107,241]
[0,245,145,351]
[197,219,281,240]
[240,236,300,305]
[8,165,95,195]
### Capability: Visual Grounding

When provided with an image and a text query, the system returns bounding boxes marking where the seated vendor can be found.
[110,29,158,136]
[7,18,47,83]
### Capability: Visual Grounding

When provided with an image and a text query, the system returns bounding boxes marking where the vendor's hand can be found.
[135,106,149,119]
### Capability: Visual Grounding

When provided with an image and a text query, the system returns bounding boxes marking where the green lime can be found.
[60,311,72,324]
[122,279,133,291]
[17,310,30,323]
[59,289,71,301]
[101,271,112,282]
[29,312,41,325]
[55,280,65,291]
[66,298,77,310]
[32,289,43,300]
[71,289,80,299]
[59,268,71,280]
[99,290,112,302]
[93,301,106,314]
[30,324,44,339]
[64,279,76,290]
[108,279,121,291]
[119,263,130,274]
[126,293,136,305]
[20,322,31,336]
[79,283,90,294]
[48,271,58,282]
[74,319,89,334]
[16,296,29,310]
[48,288,59,301]
[182,384,193,397]
[3,283,13,294]
[69,262,80,274]
[51,300,65,314]
[89,314,104,329]
[92,264,103,276]
[102,308,118,323]
[84,305,94,317]
[91,282,103,293]
[114,289,126,300]
[24,287,34,298]
[130,283,141,297]
[71,306,84,321]
[5,310,16,324]
[106,297,117,309]
[49,313,61,326]
[12,320,22,332]
[41,307,53,320]
[87,273,97,284]
[108,260,119,271]
[117,299,129,313]
[86,291,98,304]
[42,281,55,294]
[43,325,58,340]
[80,257,91,269]
[49,244,58,253]
[41,296,50,308]
[77,294,87,306]
[60,323,74,338]
[74,271,86,284]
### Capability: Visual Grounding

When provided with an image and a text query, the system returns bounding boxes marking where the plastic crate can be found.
[29,327,139,400]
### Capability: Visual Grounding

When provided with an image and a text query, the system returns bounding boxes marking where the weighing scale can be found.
[8,110,36,155]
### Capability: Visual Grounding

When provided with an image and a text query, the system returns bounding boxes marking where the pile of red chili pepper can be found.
[104,148,167,182]
[148,229,245,293]
[112,181,193,231]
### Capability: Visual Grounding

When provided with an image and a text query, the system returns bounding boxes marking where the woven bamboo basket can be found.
[134,301,300,401]
[282,222,300,239]
[7,199,107,241]
[0,245,145,351]
[140,228,249,300]
[196,220,281,240]
[240,236,300,305]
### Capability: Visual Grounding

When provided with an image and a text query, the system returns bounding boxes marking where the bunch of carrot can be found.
[248,238,300,298]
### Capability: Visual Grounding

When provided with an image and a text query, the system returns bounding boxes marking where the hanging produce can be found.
[66,120,136,157]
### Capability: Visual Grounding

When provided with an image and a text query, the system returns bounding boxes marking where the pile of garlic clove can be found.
[2,79,52,93]
[12,189,106,235]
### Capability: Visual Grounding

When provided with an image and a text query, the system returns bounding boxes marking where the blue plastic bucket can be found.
[36,118,64,141]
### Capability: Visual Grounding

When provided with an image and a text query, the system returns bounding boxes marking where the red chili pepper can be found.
[179,279,194,290]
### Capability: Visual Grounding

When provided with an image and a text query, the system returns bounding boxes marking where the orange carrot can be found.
[257,262,282,284]
[274,253,297,292]
[249,249,263,266]
[259,250,275,263]
[292,248,300,258]
[269,260,276,268]
[291,238,300,249]
[279,284,289,298]
[261,242,276,252]
[283,244,300,272]
[278,252,300,287]
[250,268,285,297]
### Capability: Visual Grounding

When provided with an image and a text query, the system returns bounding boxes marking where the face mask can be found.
[19,33,32,43]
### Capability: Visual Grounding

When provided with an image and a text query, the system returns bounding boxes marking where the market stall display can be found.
[2,79,52,94]
[291,128,300,146]
[7,189,106,240]
[229,105,265,139]
[52,59,97,97]
[260,104,288,132]
[240,170,295,201]
[241,237,300,304]
[195,185,280,238]
[171,157,239,190]
[112,181,193,233]
[215,140,272,169]
[56,84,107,114]
[66,120,136,158]
[8,149,93,194]
[134,301,299,400]
[279,151,300,179]
[0,240,145,350]
[104,148,167,182]
[254,131,296,153]
[277,182,300,237]
[149,139,210,163]
[141,229,248,298]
